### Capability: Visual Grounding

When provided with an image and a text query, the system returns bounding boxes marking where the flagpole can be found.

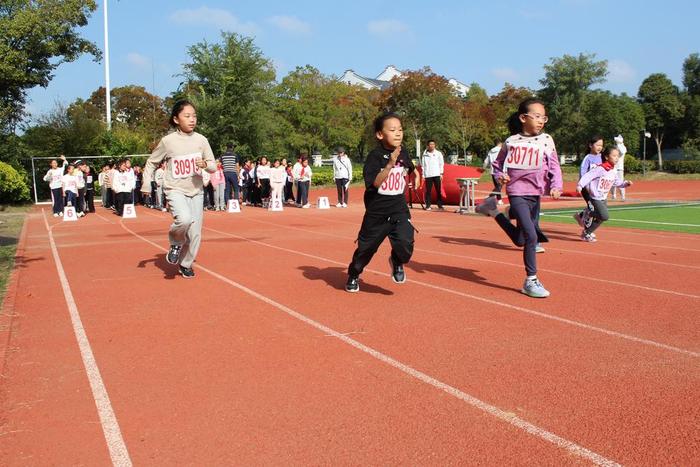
[103,0,112,130]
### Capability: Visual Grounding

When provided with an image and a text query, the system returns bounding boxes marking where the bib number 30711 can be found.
[504,143,542,170]
[378,166,406,195]
[170,153,202,179]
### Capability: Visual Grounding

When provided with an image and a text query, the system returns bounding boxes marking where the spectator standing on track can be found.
[62,163,79,212]
[293,156,312,208]
[345,112,421,293]
[141,99,216,279]
[211,159,226,211]
[269,159,286,206]
[73,160,86,217]
[44,155,67,216]
[155,161,166,211]
[483,140,504,204]
[284,158,295,204]
[420,139,445,211]
[476,98,562,298]
[576,146,632,242]
[98,164,111,210]
[111,160,132,216]
[333,147,352,207]
[221,143,239,204]
[257,156,272,207]
[83,163,96,213]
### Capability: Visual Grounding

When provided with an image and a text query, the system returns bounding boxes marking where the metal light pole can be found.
[103,0,112,130]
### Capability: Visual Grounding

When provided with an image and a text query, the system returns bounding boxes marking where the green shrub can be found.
[0,162,30,204]
[663,160,700,173]
[623,155,655,173]
[311,166,363,186]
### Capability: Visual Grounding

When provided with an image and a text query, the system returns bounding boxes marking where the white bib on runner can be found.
[504,140,544,171]
[378,166,406,196]
[596,172,616,197]
[170,152,202,179]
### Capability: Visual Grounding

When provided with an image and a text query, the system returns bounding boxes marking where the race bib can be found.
[504,141,543,171]
[87,175,93,183]
[170,153,202,179]
[378,166,406,195]
[597,175,615,196]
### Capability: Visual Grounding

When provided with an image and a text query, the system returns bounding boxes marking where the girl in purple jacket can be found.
[476,98,563,298]
[576,146,632,242]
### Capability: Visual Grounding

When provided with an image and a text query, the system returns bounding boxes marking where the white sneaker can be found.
[336,203,343,208]
[425,207,432,211]
[497,200,504,205]
[535,243,546,253]
[161,207,167,212]
[342,203,347,208]
[302,203,310,209]
[581,232,597,242]
[53,213,59,217]
[521,277,550,298]
[77,212,85,218]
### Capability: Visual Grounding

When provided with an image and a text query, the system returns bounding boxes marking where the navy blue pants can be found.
[495,195,542,276]
[51,188,64,214]
[224,171,239,202]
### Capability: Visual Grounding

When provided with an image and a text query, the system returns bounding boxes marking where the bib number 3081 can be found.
[378,167,406,195]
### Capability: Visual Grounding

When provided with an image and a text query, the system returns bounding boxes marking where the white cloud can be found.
[367,19,410,37]
[267,15,311,36]
[126,52,150,69]
[169,7,258,35]
[607,59,636,84]
[492,67,519,82]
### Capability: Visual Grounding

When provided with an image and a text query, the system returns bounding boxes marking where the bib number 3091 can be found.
[170,153,202,179]
[378,167,406,196]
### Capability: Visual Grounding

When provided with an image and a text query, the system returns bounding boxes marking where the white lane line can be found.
[41,210,132,467]
[246,218,700,300]
[202,224,699,359]
[118,219,620,467]
[541,213,700,228]
[543,202,700,214]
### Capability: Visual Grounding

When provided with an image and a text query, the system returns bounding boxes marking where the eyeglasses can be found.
[524,113,549,122]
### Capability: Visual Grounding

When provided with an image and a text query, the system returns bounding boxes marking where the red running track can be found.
[1,181,699,465]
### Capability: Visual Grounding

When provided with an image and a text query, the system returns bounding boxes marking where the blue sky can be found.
[26,0,699,121]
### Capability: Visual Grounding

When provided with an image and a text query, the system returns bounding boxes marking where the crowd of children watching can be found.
[45,150,354,217]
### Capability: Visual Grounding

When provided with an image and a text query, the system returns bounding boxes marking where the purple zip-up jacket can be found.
[579,153,602,178]
[492,132,563,196]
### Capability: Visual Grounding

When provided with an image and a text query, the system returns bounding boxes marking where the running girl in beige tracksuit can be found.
[141,100,216,278]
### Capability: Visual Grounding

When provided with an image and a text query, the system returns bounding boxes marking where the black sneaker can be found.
[166,244,182,265]
[179,265,195,278]
[389,257,406,284]
[345,276,359,293]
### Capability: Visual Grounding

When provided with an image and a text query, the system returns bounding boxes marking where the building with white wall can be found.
[340,65,469,97]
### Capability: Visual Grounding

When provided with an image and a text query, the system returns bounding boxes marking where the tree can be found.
[682,53,700,96]
[272,66,377,157]
[538,53,608,153]
[681,53,700,147]
[178,32,276,155]
[581,91,645,156]
[489,83,534,140]
[0,0,100,134]
[376,67,462,155]
[638,73,685,169]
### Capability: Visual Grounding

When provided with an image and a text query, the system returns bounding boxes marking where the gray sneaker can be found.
[535,243,546,253]
[521,277,550,298]
[476,196,499,217]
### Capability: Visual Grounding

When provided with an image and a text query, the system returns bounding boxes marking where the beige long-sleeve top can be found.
[142,130,216,196]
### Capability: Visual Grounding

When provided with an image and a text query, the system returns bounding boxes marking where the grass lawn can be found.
[540,202,700,234]
[0,205,29,306]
